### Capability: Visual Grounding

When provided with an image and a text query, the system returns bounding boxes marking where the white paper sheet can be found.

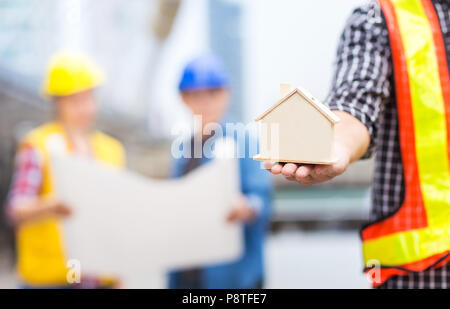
[51,141,242,287]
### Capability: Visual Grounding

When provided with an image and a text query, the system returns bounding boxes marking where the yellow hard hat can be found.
[42,51,105,97]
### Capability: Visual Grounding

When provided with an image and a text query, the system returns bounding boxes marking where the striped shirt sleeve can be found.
[324,2,393,159]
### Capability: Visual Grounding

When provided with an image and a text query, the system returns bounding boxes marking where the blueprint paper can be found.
[51,141,242,287]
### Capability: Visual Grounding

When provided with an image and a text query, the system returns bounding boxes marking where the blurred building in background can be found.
[0,0,373,288]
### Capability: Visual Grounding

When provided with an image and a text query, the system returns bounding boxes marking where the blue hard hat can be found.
[178,54,230,92]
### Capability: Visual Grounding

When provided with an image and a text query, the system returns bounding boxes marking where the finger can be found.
[312,164,327,175]
[59,207,72,216]
[246,208,257,220]
[226,210,238,222]
[296,174,314,186]
[313,164,335,179]
[295,165,313,180]
[270,163,283,175]
[235,211,254,223]
[281,163,298,177]
[263,161,274,170]
[61,205,72,214]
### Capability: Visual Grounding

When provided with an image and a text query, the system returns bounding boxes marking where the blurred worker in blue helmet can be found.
[168,54,272,289]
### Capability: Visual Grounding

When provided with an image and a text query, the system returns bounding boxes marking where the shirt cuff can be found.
[246,194,264,216]
[326,103,378,159]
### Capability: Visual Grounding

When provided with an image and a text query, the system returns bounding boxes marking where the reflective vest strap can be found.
[363,0,428,242]
[369,251,450,288]
[421,0,450,166]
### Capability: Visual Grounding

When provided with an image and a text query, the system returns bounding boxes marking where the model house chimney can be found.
[280,83,293,99]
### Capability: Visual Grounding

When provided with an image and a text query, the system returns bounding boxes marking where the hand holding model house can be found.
[255,83,370,186]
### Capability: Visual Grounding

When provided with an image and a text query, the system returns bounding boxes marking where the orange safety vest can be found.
[15,122,125,287]
[362,0,450,287]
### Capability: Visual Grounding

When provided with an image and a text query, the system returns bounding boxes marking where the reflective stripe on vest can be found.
[362,0,450,286]
[16,122,125,286]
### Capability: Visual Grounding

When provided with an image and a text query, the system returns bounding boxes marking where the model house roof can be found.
[254,86,340,124]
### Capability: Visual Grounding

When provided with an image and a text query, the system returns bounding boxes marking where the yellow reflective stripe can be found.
[363,227,450,265]
[396,0,450,227]
[363,0,450,266]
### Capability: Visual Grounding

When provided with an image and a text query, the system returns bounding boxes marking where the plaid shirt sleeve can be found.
[323,3,393,159]
[5,145,43,220]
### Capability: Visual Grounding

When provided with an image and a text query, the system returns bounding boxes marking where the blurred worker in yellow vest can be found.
[5,51,125,288]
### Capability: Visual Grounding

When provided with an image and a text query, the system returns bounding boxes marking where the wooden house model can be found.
[253,83,340,164]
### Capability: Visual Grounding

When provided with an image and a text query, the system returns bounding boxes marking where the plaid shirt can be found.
[5,145,42,220]
[324,1,450,288]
